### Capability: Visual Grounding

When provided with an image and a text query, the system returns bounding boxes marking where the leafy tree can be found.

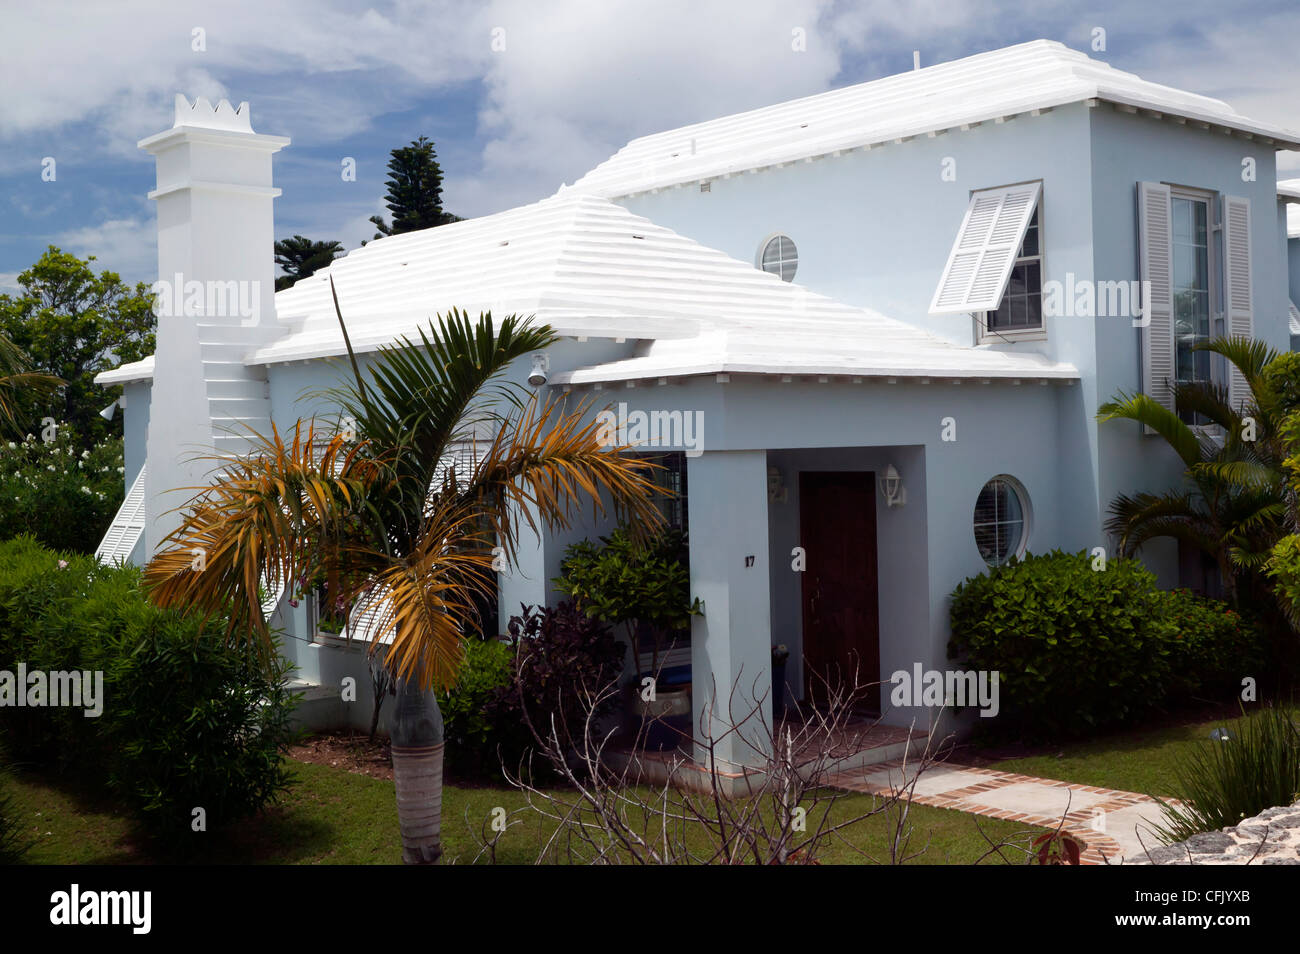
[369,136,462,239]
[0,247,155,445]
[1098,336,1288,603]
[144,296,661,864]
[273,235,343,291]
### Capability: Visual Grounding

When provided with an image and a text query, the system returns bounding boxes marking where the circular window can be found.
[759,234,798,282]
[973,476,1030,567]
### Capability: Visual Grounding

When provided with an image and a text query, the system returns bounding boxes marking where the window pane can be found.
[973,478,1028,566]
[1021,225,1039,257]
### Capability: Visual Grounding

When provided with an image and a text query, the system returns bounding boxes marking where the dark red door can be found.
[799,471,880,708]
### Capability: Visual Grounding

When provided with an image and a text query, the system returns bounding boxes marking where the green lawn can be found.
[975,710,1258,799]
[6,758,1042,865]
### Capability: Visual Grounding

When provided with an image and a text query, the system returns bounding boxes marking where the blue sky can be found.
[3,0,1300,290]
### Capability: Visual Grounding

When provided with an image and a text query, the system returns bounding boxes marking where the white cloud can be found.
[53,217,157,284]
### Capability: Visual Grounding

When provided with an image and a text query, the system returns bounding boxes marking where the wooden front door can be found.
[799,471,880,708]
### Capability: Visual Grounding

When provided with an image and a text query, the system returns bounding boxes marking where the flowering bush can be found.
[0,430,124,553]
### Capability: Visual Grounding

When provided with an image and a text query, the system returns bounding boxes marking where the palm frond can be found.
[1097,391,1201,467]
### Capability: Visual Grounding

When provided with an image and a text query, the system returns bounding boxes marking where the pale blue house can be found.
[95,41,1300,770]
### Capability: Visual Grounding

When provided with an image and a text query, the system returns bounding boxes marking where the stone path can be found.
[827,758,1169,864]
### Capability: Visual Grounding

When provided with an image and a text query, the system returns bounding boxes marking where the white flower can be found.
[5,442,13,450]
[116,466,124,474]
[80,486,91,494]
[46,464,54,472]
[81,450,89,459]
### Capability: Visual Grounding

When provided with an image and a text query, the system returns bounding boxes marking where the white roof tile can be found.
[568,39,1300,199]
[252,192,1074,382]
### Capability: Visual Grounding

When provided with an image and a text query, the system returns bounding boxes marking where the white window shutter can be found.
[96,466,148,564]
[1223,194,1253,409]
[1138,181,1174,418]
[929,182,1041,315]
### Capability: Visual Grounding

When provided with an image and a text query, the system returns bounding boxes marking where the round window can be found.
[973,476,1029,567]
[760,234,798,282]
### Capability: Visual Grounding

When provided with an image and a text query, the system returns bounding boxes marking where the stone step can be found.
[206,378,269,399]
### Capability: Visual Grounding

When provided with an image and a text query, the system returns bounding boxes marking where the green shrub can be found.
[103,614,296,841]
[438,636,517,781]
[1162,588,1262,701]
[0,537,297,846]
[949,550,1177,736]
[554,525,700,679]
[0,431,124,553]
[1155,705,1300,843]
[949,551,1265,739]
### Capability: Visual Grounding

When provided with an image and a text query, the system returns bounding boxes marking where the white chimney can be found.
[137,96,289,558]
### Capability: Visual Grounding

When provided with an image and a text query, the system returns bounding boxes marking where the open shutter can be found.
[96,466,147,565]
[930,182,1041,315]
[1223,194,1253,409]
[1288,299,1300,337]
[1138,181,1174,419]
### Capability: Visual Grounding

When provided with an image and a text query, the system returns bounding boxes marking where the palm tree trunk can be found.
[390,674,445,864]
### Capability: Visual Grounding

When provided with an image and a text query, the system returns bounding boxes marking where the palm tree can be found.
[143,286,663,863]
[1097,336,1290,600]
[0,332,62,437]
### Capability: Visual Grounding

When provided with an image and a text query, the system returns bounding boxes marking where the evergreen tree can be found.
[369,136,461,239]
[273,236,343,290]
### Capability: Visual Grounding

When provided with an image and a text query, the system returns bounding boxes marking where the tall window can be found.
[646,451,688,531]
[1172,193,1212,423]
[985,208,1042,334]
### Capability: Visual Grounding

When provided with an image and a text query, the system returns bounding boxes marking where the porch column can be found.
[687,450,772,771]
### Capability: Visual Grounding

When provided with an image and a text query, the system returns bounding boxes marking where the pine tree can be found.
[369,136,461,239]
[273,236,343,291]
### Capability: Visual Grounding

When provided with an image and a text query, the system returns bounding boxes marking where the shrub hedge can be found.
[0,432,124,554]
[949,550,1261,737]
[0,537,296,846]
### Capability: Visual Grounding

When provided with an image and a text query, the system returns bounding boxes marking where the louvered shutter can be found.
[929,182,1042,315]
[1288,299,1300,337]
[1223,195,1253,409]
[1138,181,1175,419]
[96,466,148,564]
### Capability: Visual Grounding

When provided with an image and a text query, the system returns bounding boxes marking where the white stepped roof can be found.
[95,354,153,385]
[568,40,1300,200]
[253,192,1073,381]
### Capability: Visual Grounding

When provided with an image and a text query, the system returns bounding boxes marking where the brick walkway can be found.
[827,758,1169,864]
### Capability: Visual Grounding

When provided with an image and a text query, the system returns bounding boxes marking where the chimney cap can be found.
[172,94,254,133]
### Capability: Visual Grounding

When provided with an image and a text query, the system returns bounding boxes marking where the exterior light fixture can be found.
[767,466,787,503]
[527,353,549,387]
[881,464,906,508]
[99,396,125,421]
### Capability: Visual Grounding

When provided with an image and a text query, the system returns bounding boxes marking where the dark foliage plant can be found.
[495,602,626,775]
